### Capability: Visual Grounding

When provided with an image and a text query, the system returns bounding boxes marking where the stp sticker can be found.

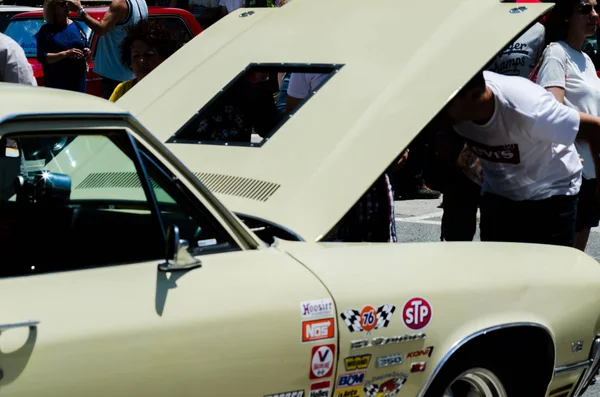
[310,344,335,379]
[335,387,361,397]
[301,299,334,318]
[337,371,366,388]
[309,381,330,397]
[340,304,396,333]
[402,297,432,330]
[265,391,305,397]
[407,346,434,358]
[303,318,335,343]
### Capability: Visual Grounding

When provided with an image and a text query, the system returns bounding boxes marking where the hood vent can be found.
[194,172,280,202]
[75,171,280,202]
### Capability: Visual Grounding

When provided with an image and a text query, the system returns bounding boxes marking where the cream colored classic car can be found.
[1,1,600,397]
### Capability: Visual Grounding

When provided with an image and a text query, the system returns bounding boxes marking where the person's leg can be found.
[441,169,481,241]
[574,178,599,251]
[479,193,519,242]
[101,77,120,100]
[531,195,578,247]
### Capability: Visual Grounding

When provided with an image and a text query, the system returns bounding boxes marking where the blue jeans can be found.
[480,192,578,247]
[276,73,291,116]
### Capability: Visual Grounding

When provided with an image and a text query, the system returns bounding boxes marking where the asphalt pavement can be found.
[394,196,600,397]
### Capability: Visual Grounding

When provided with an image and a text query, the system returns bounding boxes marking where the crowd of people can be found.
[1,0,600,251]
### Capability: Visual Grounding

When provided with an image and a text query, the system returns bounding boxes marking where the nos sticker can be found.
[340,304,396,333]
[310,344,335,379]
[302,318,335,343]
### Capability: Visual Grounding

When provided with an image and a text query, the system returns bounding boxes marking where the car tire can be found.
[424,362,511,397]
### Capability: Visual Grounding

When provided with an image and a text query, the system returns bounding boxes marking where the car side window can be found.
[150,16,193,47]
[0,131,237,278]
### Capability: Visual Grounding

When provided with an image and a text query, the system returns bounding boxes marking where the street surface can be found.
[395,197,600,396]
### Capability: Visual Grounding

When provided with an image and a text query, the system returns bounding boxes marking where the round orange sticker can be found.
[360,305,377,332]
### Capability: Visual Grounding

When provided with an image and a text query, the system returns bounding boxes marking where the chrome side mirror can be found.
[158,225,202,272]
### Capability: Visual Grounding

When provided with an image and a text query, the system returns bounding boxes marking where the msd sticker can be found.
[402,297,432,330]
[301,299,334,319]
[309,381,330,397]
[302,318,335,343]
[310,344,335,379]
[340,304,396,333]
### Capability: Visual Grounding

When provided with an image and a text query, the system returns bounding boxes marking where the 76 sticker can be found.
[340,304,396,333]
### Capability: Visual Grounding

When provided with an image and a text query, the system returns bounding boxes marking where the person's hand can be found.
[66,0,82,12]
[83,48,91,59]
[396,149,409,168]
[63,48,85,60]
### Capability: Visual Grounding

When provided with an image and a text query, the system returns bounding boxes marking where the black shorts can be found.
[576,178,600,232]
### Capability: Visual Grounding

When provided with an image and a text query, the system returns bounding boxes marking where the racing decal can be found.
[363,372,408,397]
[302,318,335,343]
[265,391,305,397]
[350,333,426,349]
[310,344,335,379]
[340,304,396,333]
[301,299,334,319]
[336,371,366,388]
[410,362,427,373]
[376,353,403,368]
[335,387,361,397]
[309,381,330,397]
[344,354,371,371]
[407,346,434,358]
[402,297,432,330]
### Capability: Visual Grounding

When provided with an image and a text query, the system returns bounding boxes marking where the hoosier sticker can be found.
[340,304,396,333]
[301,299,335,319]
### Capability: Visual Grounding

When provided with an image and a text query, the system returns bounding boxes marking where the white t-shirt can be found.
[453,71,582,201]
[537,41,600,180]
[0,33,36,86]
[219,0,244,12]
[287,73,328,99]
[487,22,545,78]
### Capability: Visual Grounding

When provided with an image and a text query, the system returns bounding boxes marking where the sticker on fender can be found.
[310,344,335,379]
[340,304,396,332]
[336,387,361,397]
[302,318,335,342]
[309,381,330,397]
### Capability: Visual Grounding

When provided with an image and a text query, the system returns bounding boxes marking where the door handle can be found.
[0,321,39,334]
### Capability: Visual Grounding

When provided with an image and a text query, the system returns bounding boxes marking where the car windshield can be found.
[4,18,91,58]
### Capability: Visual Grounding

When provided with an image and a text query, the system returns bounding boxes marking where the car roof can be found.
[0,83,126,119]
[0,5,41,12]
[118,0,554,242]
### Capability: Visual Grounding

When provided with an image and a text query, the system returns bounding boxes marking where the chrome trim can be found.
[554,360,591,375]
[573,336,600,396]
[416,322,554,397]
[0,321,39,333]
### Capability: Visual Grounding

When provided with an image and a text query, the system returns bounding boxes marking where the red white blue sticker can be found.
[337,371,366,388]
[310,344,335,379]
[309,381,330,397]
[402,297,432,330]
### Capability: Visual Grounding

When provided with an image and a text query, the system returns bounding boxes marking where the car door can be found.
[0,118,336,397]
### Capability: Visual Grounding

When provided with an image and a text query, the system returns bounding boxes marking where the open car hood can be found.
[118,0,553,242]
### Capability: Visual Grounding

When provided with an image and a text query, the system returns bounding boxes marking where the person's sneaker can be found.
[399,185,441,200]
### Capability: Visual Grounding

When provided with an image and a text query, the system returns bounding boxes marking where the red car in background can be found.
[4,7,202,97]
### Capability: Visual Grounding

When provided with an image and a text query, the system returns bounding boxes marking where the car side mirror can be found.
[158,224,202,272]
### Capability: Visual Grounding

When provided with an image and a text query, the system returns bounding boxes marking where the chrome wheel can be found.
[443,368,507,397]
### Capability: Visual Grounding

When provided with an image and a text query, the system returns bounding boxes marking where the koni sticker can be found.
[402,297,432,330]
[344,354,372,371]
[301,299,334,319]
[302,318,335,343]
[309,381,330,397]
[407,346,434,358]
[336,371,366,388]
[265,391,305,397]
[340,304,396,333]
[335,387,361,397]
[363,373,408,397]
[310,344,335,379]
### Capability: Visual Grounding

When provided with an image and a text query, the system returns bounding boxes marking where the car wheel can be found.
[425,362,511,397]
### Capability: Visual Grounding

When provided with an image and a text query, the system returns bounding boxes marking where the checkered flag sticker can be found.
[375,304,396,330]
[363,377,407,397]
[363,384,379,397]
[340,304,396,332]
[340,309,362,332]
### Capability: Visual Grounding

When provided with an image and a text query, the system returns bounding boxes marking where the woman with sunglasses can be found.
[537,0,600,252]
[35,0,90,92]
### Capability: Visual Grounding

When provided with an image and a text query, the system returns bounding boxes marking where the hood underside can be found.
[119,0,553,242]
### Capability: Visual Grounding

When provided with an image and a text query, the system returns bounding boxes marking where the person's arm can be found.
[66,0,128,36]
[4,44,37,85]
[285,73,310,115]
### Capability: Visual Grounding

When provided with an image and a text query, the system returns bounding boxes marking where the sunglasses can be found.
[580,2,600,15]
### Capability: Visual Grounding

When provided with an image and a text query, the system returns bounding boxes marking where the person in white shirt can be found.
[0,33,37,86]
[219,0,244,14]
[446,70,600,247]
[285,72,328,114]
[537,0,600,251]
